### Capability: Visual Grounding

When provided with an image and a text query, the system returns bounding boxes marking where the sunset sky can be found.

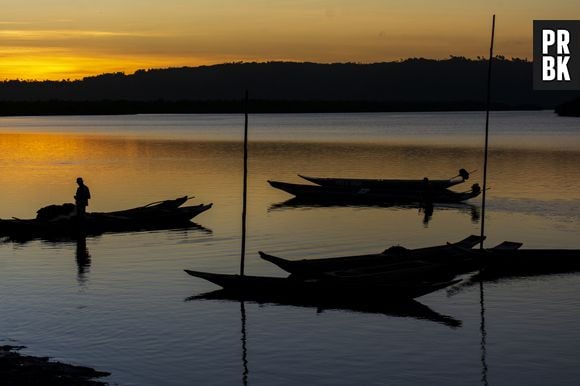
[1,0,578,80]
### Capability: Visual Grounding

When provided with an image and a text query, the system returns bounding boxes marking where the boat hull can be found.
[0,199,212,240]
[268,180,480,204]
[480,249,580,276]
[259,235,484,276]
[184,269,459,300]
[299,174,466,190]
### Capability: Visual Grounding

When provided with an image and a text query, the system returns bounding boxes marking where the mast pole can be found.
[241,90,249,276]
[480,15,495,249]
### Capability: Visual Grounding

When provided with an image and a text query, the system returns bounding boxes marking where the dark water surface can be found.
[0,111,579,385]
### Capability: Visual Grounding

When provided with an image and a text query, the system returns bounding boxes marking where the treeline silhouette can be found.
[0,57,578,115]
[555,97,580,116]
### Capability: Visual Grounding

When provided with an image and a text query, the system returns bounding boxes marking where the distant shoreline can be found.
[2,60,578,116]
[0,99,549,117]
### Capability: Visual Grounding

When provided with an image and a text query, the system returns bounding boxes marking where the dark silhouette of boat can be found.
[268,180,481,204]
[298,168,470,190]
[184,236,483,303]
[184,269,460,300]
[473,247,580,276]
[0,196,212,240]
[448,247,580,297]
[259,235,484,277]
[261,234,580,283]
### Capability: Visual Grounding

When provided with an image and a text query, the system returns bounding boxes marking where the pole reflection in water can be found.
[240,301,249,386]
[186,292,462,386]
[75,235,91,286]
[479,280,489,386]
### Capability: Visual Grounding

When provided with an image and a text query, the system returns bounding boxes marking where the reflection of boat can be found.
[299,169,470,190]
[268,180,481,204]
[184,269,460,300]
[8,222,213,244]
[0,196,212,241]
[268,198,481,225]
[259,235,484,277]
[76,236,91,285]
[189,289,462,328]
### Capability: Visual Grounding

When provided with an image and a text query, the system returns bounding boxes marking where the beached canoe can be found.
[268,180,481,204]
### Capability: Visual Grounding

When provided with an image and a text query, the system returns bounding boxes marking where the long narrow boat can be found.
[268,180,481,204]
[438,240,580,276]
[184,269,460,300]
[259,235,484,276]
[477,248,580,276]
[0,197,212,240]
[299,168,470,190]
[312,241,520,284]
[102,195,191,216]
[447,246,580,296]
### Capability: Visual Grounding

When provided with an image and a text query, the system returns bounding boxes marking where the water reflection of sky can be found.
[0,131,578,214]
[0,113,579,386]
[1,111,579,149]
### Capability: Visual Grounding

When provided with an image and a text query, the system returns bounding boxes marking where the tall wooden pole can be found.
[479,18,495,386]
[241,90,249,276]
[480,15,495,250]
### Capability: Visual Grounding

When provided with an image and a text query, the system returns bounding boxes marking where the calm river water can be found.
[0,111,579,385]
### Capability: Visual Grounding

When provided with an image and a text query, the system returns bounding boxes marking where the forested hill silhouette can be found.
[1,58,578,115]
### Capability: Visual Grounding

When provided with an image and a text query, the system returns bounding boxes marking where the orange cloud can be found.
[0,1,578,80]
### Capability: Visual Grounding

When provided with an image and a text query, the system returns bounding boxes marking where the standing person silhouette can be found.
[74,177,91,219]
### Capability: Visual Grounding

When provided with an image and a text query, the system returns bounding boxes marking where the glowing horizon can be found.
[1,1,578,81]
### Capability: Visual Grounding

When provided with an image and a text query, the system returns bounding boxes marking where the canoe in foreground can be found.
[259,235,484,276]
[184,269,460,300]
[448,247,580,296]
[268,180,481,204]
[259,238,580,280]
[299,168,470,190]
[0,197,212,239]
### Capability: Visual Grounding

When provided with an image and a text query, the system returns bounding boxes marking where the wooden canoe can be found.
[259,235,484,276]
[0,197,212,240]
[299,169,470,190]
[268,180,481,204]
[184,269,460,300]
